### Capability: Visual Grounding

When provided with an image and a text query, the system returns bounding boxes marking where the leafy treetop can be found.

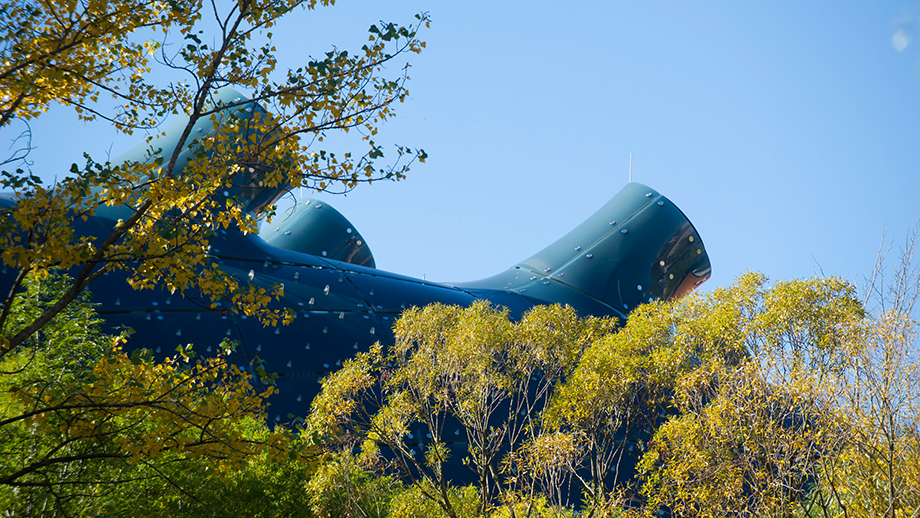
[0,0,429,356]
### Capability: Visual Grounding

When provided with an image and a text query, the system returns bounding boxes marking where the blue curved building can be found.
[0,91,711,422]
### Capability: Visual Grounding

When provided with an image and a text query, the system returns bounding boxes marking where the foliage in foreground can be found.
[309,269,920,518]
[0,0,428,362]
[4,265,919,517]
[1,1,430,511]
[0,273,313,516]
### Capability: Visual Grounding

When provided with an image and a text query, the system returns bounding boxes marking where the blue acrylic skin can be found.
[0,91,711,422]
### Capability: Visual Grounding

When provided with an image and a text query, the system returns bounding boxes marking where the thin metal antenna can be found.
[629,152,632,183]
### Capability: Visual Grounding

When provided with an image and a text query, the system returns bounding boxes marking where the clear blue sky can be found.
[17,1,920,294]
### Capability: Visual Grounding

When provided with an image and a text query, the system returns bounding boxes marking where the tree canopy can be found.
[0,271,315,515]
[0,0,428,355]
[308,268,920,518]
[0,1,430,514]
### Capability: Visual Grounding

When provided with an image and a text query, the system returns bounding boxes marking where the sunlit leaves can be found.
[640,363,848,518]
[300,266,920,518]
[311,301,617,515]
[635,273,918,517]
[0,0,200,131]
[0,273,311,514]
[0,0,429,356]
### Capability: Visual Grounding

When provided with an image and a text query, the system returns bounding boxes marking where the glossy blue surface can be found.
[0,92,711,422]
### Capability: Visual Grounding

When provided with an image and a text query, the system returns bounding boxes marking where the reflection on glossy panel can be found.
[0,90,710,423]
[0,181,710,422]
